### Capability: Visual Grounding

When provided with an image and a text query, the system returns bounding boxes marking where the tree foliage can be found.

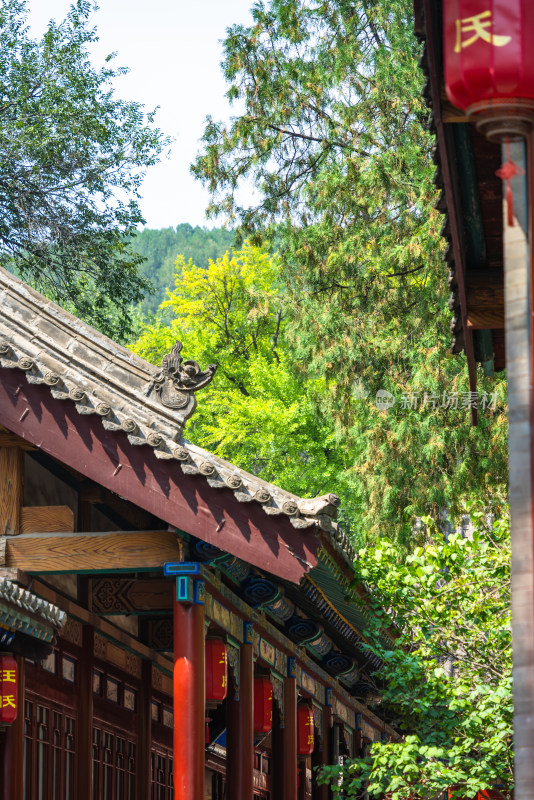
[0,0,167,337]
[319,510,512,799]
[131,224,235,314]
[192,0,508,544]
[133,244,362,524]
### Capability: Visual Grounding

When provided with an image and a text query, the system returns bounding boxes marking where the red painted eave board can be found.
[0,369,319,583]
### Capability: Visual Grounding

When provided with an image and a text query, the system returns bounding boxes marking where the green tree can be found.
[0,0,168,337]
[133,243,360,525]
[319,509,512,799]
[192,0,508,544]
[131,224,235,314]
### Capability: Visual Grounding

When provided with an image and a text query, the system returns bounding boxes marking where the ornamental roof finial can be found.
[150,341,217,422]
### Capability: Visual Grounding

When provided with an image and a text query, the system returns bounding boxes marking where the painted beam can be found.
[2,530,185,573]
[0,371,318,583]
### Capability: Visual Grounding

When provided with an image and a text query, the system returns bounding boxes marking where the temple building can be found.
[0,266,396,799]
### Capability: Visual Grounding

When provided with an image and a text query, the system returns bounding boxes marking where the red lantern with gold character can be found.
[254,678,272,733]
[0,655,18,723]
[444,1,534,139]
[205,640,227,703]
[297,704,314,756]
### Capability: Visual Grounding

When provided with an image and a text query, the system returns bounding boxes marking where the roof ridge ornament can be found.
[150,341,217,420]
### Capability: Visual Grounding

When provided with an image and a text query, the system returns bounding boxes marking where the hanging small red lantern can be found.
[0,655,18,723]
[254,678,272,733]
[443,1,534,139]
[205,640,227,703]
[297,705,314,755]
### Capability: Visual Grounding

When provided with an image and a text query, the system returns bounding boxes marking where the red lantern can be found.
[205,640,227,703]
[0,655,18,723]
[444,1,534,137]
[254,678,272,733]
[297,705,314,756]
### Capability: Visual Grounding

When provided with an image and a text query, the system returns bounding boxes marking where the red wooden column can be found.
[282,660,298,799]
[165,562,205,800]
[2,654,24,800]
[226,629,254,799]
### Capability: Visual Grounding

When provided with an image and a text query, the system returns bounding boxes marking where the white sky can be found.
[27,0,255,229]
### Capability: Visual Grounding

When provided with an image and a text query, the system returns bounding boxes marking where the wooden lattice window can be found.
[92,725,136,800]
[150,748,173,800]
[23,699,76,800]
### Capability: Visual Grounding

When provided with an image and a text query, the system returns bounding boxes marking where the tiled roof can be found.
[0,576,66,642]
[0,267,355,564]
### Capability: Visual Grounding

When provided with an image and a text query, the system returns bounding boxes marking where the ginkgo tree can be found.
[133,243,357,522]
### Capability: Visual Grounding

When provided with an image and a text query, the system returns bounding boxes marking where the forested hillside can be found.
[132,224,234,313]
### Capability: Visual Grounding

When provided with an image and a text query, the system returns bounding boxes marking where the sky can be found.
[27,0,255,229]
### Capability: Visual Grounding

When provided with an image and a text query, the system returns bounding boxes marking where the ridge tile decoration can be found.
[149,340,216,416]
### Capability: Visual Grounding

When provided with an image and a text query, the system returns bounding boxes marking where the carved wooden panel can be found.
[152,665,172,696]
[144,618,173,652]
[60,617,82,647]
[93,632,141,677]
[152,665,163,691]
[94,633,108,660]
[91,578,173,614]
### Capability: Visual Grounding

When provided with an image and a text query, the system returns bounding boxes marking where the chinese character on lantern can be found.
[455,10,512,53]
[297,705,315,755]
[0,655,18,723]
[254,678,273,733]
[205,640,228,703]
[444,1,534,139]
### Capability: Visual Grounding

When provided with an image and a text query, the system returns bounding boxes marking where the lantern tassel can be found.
[506,183,514,228]
[495,138,525,228]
